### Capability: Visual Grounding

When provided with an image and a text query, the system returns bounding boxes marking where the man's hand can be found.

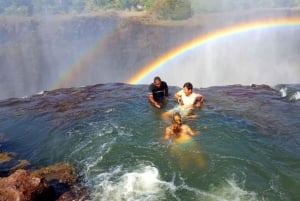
[177,98,184,105]
[154,102,161,109]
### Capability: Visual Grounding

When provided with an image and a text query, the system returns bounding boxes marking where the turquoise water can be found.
[0,83,299,201]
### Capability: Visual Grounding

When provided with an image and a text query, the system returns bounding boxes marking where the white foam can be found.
[89,165,262,201]
[174,177,260,201]
[37,90,45,95]
[290,91,300,101]
[279,87,287,97]
[202,179,259,201]
[105,108,114,113]
[91,165,175,201]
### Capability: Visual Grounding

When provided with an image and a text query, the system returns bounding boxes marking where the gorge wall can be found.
[0,9,300,100]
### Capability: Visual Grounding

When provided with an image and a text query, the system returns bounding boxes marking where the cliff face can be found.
[0,9,300,100]
[0,13,204,100]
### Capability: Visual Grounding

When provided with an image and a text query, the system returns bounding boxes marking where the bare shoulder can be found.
[165,126,174,133]
[181,124,191,130]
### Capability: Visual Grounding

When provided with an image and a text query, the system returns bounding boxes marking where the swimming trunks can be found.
[170,106,193,117]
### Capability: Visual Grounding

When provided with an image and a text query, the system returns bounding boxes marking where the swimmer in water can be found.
[164,112,205,169]
[148,76,169,109]
[164,112,197,142]
[162,82,204,120]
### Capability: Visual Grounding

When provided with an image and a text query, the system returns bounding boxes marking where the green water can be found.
[0,84,299,201]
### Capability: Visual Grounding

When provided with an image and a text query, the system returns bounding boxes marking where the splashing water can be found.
[90,165,174,201]
[0,83,299,201]
[279,87,287,97]
[290,91,300,101]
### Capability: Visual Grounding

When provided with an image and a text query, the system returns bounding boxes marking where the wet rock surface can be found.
[0,155,87,201]
[0,169,54,201]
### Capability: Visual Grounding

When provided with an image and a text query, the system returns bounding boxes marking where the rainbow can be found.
[52,25,118,90]
[128,17,300,85]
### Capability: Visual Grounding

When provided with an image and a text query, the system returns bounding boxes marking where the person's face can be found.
[183,86,192,96]
[173,115,182,125]
[154,80,161,88]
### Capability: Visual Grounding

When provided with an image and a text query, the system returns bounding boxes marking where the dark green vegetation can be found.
[1,0,300,20]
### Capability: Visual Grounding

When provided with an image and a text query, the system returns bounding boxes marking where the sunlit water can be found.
[0,83,299,201]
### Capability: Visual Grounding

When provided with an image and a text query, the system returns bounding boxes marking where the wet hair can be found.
[183,82,193,90]
[154,76,161,82]
[172,112,182,134]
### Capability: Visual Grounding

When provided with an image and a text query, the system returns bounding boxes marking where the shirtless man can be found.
[162,82,204,120]
[164,112,197,143]
[163,112,205,168]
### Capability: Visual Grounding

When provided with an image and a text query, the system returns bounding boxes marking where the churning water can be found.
[0,83,299,201]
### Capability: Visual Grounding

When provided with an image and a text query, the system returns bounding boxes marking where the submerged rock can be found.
[0,151,31,177]
[0,152,12,163]
[31,163,78,185]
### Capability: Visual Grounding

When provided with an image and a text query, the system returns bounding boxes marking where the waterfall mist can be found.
[0,11,300,100]
[149,26,300,88]
[0,15,127,100]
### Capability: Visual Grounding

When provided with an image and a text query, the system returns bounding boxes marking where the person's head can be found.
[172,112,182,133]
[153,76,162,88]
[183,82,193,96]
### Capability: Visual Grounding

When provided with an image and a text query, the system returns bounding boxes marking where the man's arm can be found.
[194,94,204,108]
[174,90,183,105]
[148,84,161,108]
[184,125,199,136]
[164,127,173,140]
[149,94,161,108]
